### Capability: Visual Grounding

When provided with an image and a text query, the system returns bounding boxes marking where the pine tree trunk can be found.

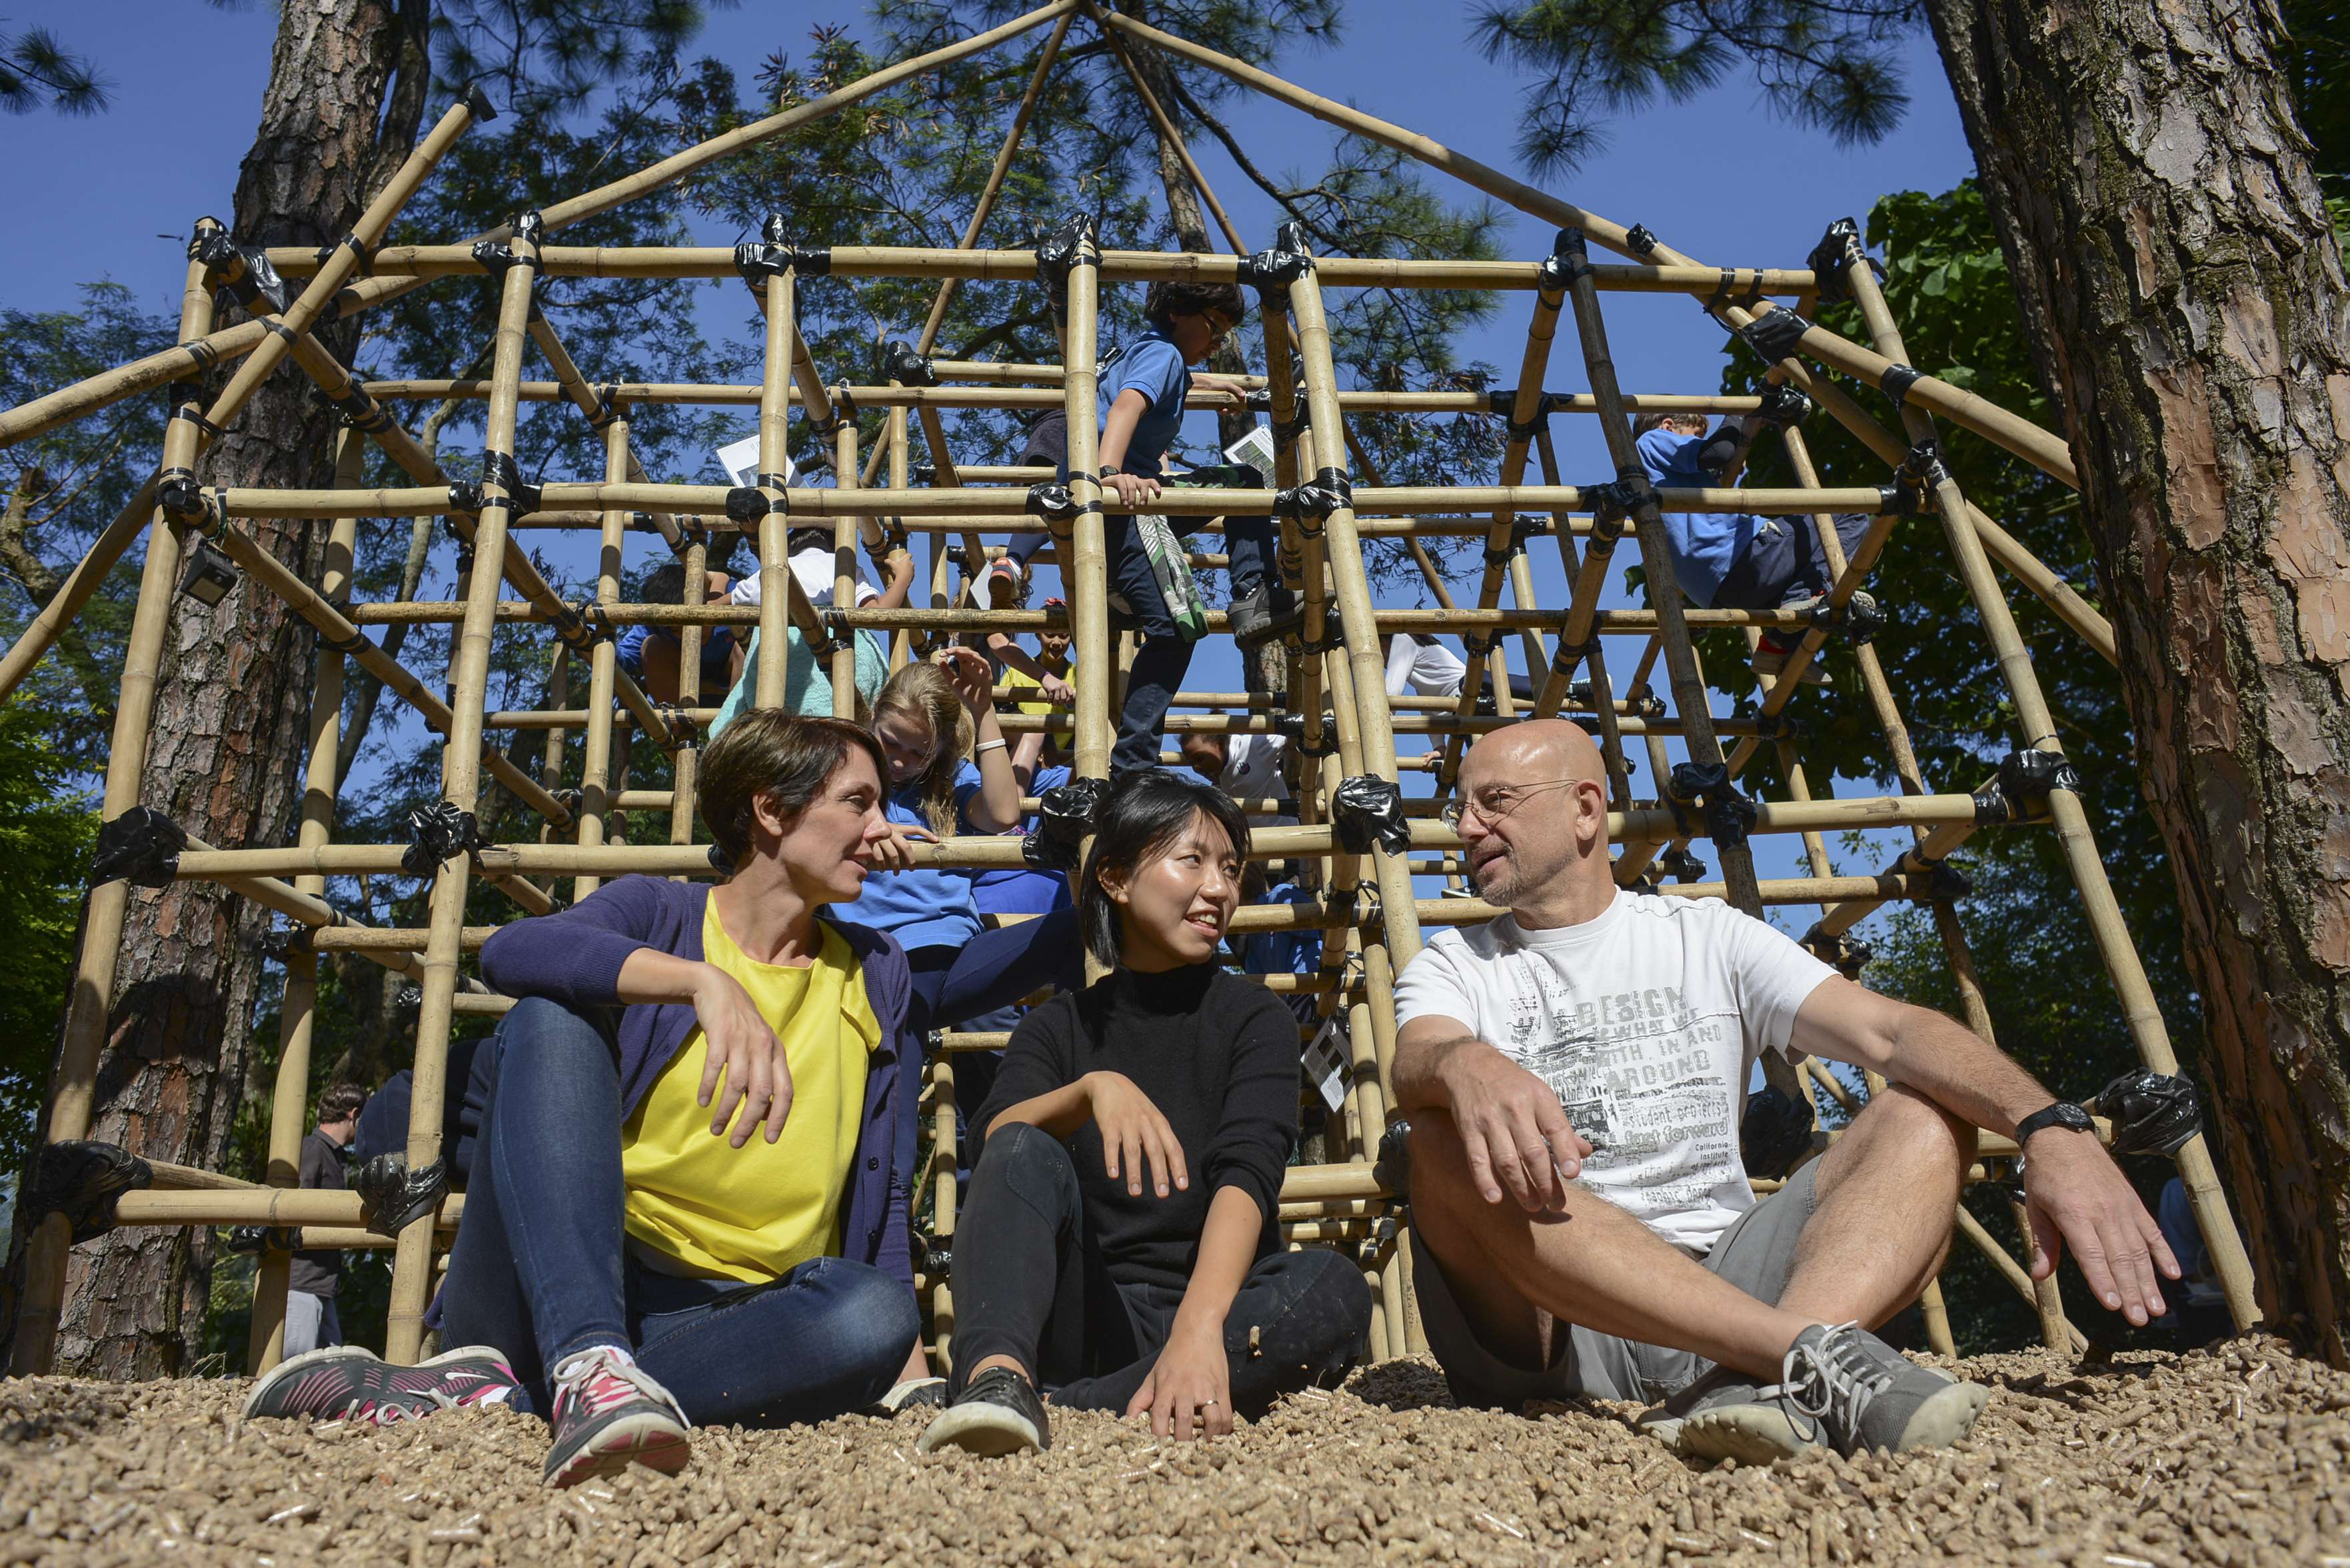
[1923,0,2350,1359]
[46,0,427,1377]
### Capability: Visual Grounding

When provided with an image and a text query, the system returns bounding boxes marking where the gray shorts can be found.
[1410,1160,1820,1409]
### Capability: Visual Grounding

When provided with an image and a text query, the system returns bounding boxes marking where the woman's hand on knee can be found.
[692,964,794,1146]
[1080,1072,1188,1198]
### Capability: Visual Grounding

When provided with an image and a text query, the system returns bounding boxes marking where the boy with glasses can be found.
[978,281,1299,773]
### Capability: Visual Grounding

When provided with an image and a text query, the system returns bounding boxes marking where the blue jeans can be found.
[440,998,920,1424]
[1711,512,1873,610]
[1107,508,1276,775]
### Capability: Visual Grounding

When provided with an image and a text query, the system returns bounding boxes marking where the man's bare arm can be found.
[1791,978,2179,1325]
[1394,1014,1591,1214]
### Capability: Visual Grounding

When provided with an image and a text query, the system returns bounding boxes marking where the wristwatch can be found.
[2015,1100,2095,1144]
[1098,463,1123,478]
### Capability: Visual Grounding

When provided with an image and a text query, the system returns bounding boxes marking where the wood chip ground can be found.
[6,1335,2348,1565]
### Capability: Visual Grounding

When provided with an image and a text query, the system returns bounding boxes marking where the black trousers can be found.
[948,1122,1372,1412]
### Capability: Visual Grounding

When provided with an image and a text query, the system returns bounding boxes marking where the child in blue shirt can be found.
[982,281,1298,772]
[1633,412,1877,684]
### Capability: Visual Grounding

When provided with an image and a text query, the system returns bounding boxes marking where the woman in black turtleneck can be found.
[918,770,1372,1456]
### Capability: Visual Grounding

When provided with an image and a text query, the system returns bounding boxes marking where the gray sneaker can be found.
[1676,1322,1987,1462]
[1635,1363,1797,1459]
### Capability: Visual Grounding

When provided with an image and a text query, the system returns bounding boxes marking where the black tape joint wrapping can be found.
[355,1154,449,1237]
[1804,217,1865,304]
[1740,1085,1814,1181]
[2095,1070,2202,1157]
[92,806,187,888]
[883,339,938,388]
[1332,775,1410,856]
[1667,761,1758,849]
[1274,468,1352,523]
[1624,223,1659,257]
[1659,846,1709,883]
[402,800,483,876]
[1034,212,1099,293]
[481,450,542,516]
[1025,482,1082,523]
[1758,383,1812,426]
[1237,220,1313,291]
[470,211,543,277]
[1738,309,1813,364]
[1022,776,1110,874]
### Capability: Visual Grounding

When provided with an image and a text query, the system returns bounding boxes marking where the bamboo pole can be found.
[1058,227,1114,948]
[385,211,543,1364]
[8,245,221,1375]
[246,431,365,1376]
[1093,5,1246,253]
[832,420,862,713]
[1835,243,2259,1334]
[575,414,631,902]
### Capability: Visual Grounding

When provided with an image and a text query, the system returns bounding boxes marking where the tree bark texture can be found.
[45,0,428,1377]
[1925,0,2350,1359]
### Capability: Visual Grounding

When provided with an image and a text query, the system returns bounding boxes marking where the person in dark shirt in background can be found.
[918,770,1370,1457]
[285,1084,368,1357]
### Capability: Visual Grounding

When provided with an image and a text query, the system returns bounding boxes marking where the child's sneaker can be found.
[242,1344,521,1426]
[543,1345,690,1488]
[916,1365,1052,1457]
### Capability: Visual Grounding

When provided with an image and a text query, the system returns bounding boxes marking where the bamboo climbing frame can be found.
[4,0,2260,1384]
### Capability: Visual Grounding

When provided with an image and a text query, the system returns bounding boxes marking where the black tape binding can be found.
[1740,1085,1814,1181]
[1799,924,1874,979]
[1666,761,1759,849]
[317,624,371,656]
[1538,229,1592,293]
[1025,482,1087,524]
[479,450,543,516]
[1971,748,2085,828]
[355,1154,449,1237]
[447,478,484,518]
[1876,440,1945,516]
[470,210,545,278]
[315,381,393,434]
[1879,363,1924,408]
[1658,846,1708,883]
[1807,592,1885,646]
[21,1141,153,1244]
[1021,776,1109,873]
[1273,468,1353,530]
[883,339,938,388]
[1332,775,1410,856]
[811,383,858,440]
[1737,309,1813,365]
[313,232,374,277]
[1236,220,1314,292]
[1758,383,1812,427]
[91,806,187,888]
[734,213,832,287]
[1705,268,1770,313]
[2095,1070,2202,1157]
[191,228,292,318]
[1805,217,1865,304]
[461,83,498,123]
[1034,212,1099,295]
[1624,223,1659,258]
[401,800,483,876]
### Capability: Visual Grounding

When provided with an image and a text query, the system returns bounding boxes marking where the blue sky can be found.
[2,1,1983,919]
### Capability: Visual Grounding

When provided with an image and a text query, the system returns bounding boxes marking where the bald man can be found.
[1392,720,2177,1462]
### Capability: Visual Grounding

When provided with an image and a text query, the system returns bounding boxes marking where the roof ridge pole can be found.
[386,206,545,1365]
[7,236,218,1375]
[1831,231,2263,1336]
[1284,248,1426,970]
[0,5,1077,456]
[1088,4,1246,254]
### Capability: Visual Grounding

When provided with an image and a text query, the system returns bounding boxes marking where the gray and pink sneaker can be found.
[241,1344,521,1426]
[541,1346,690,1488]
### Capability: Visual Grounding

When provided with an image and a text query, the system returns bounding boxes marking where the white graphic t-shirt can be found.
[1394,890,1837,1253]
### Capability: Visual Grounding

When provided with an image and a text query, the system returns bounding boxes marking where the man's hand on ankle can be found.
[1433,1036,1594,1214]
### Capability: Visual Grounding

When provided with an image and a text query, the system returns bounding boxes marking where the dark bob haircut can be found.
[1142,279,1246,331]
[697,710,887,870]
[1077,768,1253,967]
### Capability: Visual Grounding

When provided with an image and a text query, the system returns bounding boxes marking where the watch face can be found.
[2055,1102,2094,1131]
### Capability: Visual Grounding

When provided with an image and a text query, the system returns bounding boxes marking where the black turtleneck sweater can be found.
[975,964,1300,1291]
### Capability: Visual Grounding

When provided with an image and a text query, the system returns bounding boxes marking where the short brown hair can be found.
[1144,279,1246,330]
[319,1084,368,1124]
[698,710,886,870]
[1634,411,1707,436]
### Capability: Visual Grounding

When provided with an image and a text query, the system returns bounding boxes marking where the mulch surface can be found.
[5,1335,2348,1565]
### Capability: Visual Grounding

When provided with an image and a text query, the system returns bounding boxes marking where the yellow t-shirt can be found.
[620,906,880,1282]
[1002,660,1074,752]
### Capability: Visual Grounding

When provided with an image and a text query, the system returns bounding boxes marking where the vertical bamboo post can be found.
[756,264,796,708]
[930,1055,957,1369]
[1284,261,1424,971]
[669,528,707,852]
[247,428,364,1374]
[386,211,542,1363]
[10,233,221,1375]
[1057,227,1112,878]
[1833,247,2259,1333]
[574,412,628,902]
[832,417,862,714]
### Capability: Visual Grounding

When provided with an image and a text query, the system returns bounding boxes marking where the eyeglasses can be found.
[1204,313,1238,346]
[1439,778,1579,830]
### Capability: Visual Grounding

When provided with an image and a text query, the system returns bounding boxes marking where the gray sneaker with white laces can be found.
[1673,1322,1988,1463]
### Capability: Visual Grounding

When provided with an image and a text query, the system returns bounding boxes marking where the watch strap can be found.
[2015,1101,2091,1142]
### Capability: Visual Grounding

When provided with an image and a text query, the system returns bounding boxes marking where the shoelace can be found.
[1769,1322,1895,1443]
[554,1349,676,1425]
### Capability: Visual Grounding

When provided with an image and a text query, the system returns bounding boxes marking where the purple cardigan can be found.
[479,876,1088,1295]
[479,876,922,1289]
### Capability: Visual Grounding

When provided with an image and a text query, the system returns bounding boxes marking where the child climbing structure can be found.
[1,0,2260,1380]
